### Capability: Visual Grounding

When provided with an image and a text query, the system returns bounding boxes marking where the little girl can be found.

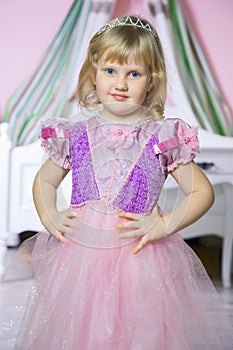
[17,15,232,349]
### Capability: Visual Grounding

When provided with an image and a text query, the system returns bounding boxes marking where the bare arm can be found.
[117,161,215,253]
[162,160,214,234]
[33,158,77,242]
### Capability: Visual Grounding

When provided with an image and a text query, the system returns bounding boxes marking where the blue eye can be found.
[105,68,115,75]
[129,71,140,78]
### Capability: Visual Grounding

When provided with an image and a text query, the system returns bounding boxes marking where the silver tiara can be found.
[98,16,157,38]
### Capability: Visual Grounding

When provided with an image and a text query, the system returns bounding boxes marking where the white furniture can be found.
[194,128,233,289]
[160,181,233,288]
[0,123,233,287]
[0,124,43,277]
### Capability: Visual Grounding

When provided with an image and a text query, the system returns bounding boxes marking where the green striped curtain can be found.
[5,0,232,144]
[168,0,233,136]
[3,0,90,146]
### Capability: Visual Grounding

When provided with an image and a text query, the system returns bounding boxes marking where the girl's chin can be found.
[102,102,143,119]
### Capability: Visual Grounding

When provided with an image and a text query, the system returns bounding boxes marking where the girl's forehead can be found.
[100,51,147,66]
[99,59,148,71]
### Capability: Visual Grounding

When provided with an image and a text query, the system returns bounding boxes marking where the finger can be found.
[63,225,74,236]
[133,234,151,254]
[68,218,76,229]
[118,211,140,220]
[116,220,140,229]
[52,231,69,243]
[69,210,78,218]
[63,217,76,228]
[64,210,78,218]
[119,229,142,239]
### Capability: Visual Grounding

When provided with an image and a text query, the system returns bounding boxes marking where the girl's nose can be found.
[114,77,128,91]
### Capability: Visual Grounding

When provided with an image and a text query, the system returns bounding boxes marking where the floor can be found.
[187,236,233,322]
[0,236,233,349]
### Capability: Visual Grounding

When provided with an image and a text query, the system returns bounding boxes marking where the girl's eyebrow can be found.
[99,58,149,73]
[103,61,147,69]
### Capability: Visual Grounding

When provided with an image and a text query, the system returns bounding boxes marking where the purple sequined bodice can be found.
[70,117,166,214]
[41,115,199,215]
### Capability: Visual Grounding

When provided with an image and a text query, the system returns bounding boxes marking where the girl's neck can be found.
[99,106,150,125]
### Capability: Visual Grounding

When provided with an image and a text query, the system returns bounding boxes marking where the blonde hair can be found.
[77,16,166,120]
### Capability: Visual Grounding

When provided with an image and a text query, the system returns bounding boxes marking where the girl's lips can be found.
[111,93,129,101]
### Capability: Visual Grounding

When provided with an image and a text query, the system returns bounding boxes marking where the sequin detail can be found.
[70,122,100,207]
[112,133,165,213]
[40,116,200,213]
[69,118,165,214]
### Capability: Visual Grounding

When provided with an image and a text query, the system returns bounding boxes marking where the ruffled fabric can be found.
[158,118,200,173]
[40,117,72,169]
[14,115,233,350]
[16,207,233,350]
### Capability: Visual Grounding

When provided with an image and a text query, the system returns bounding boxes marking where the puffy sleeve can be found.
[40,117,72,169]
[155,118,200,173]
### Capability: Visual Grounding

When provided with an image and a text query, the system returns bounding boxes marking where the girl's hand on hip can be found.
[116,205,167,253]
[45,209,78,243]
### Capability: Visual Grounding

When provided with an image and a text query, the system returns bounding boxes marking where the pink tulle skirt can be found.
[16,203,233,349]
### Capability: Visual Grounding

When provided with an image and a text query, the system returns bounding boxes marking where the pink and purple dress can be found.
[18,115,233,349]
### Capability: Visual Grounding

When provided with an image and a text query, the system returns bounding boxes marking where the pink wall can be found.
[0,0,73,119]
[0,0,232,120]
[113,0,233,116]
[183,0,233,115]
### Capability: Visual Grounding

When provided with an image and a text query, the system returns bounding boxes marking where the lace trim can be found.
[96,112,153,129]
